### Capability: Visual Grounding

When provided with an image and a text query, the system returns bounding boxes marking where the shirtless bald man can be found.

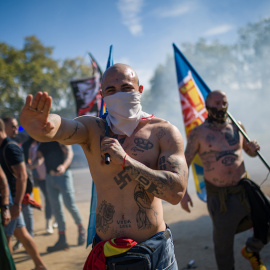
[20,63,188,269]
[181,90,269,270]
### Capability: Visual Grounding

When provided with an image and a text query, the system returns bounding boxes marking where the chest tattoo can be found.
[131,137,153,153]
[216,150,238,166]
[206,134,215,144]
[224,126,239,146]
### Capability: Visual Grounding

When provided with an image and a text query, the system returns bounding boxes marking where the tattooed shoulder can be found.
[156,127,167,140]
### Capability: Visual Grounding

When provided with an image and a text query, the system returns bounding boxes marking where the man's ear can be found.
[100,89,104,98]
[139,85,143,93]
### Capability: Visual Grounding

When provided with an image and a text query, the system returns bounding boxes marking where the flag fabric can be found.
[70,56,102,117]
[87,45,113,247]
[173,43,211,202]
[0,215,16,270]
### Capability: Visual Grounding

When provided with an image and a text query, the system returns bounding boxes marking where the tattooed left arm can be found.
[125,125,188,205]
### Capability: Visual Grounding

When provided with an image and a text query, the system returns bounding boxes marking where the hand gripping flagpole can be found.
[227,112,270,174]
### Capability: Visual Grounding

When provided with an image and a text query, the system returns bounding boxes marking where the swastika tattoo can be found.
[114,171,132,189]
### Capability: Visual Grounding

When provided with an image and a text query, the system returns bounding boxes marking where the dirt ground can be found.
[11,169,270,270]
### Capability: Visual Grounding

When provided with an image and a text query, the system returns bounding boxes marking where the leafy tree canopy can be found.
[0,35,93,119]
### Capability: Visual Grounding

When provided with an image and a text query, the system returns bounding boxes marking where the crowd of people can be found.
[0,64,269,270]
[0,116,86,270]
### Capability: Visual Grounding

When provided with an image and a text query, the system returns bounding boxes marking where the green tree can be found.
[0,36,93,119]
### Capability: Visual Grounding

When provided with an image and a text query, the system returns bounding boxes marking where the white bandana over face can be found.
[104,92,153,137]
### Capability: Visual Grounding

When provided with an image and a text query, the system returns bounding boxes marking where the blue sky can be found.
[1,0,270,88]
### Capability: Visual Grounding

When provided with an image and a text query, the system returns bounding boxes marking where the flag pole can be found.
[227,112,270,172]
[173,43,270,173]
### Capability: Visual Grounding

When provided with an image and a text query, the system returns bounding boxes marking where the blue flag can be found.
[87,45,114,247]
[173,43,211,202]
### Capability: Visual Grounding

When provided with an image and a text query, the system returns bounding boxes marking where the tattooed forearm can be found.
[96,200,115,233]
[64,122,79,140]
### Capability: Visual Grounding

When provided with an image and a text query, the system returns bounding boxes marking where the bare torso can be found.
[188,119,247,187]
[80,117,167,242]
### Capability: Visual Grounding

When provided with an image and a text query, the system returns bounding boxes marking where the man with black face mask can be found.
[180,90,269,270]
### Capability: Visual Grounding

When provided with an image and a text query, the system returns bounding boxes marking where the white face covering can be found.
[104,92,152,137]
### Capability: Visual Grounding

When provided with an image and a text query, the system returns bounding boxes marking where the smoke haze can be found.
[141,18,270,188]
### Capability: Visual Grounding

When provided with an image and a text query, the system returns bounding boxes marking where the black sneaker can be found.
[78,227,86,246]
[47,238,69,252]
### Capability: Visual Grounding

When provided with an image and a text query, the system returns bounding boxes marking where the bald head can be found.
[205,90,227,108]
[101,64,138,84]
[100,63,142,97]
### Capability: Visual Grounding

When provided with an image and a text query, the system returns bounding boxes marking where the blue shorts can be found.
[4,212,25,236]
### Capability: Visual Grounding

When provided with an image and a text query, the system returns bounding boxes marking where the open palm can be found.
[20,92,55,140]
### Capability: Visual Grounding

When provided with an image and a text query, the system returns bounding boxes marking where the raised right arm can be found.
[20,92,89,145]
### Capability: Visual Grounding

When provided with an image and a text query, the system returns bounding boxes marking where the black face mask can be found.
[206,106,228,124]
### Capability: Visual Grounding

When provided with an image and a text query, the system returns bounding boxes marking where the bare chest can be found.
[118,132,160,169]
[199,124,242,154]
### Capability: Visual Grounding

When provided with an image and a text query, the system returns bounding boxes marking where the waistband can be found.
[92,225,171,248]
[205,178,250,213]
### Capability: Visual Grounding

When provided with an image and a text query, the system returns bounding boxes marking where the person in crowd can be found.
[27,138,54,234]
[3,116,34,251]
[180,90,269,270]
[30,141,85,252]
[0,164,16,270]
[0,118,47,270]
[20,63,188,269]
